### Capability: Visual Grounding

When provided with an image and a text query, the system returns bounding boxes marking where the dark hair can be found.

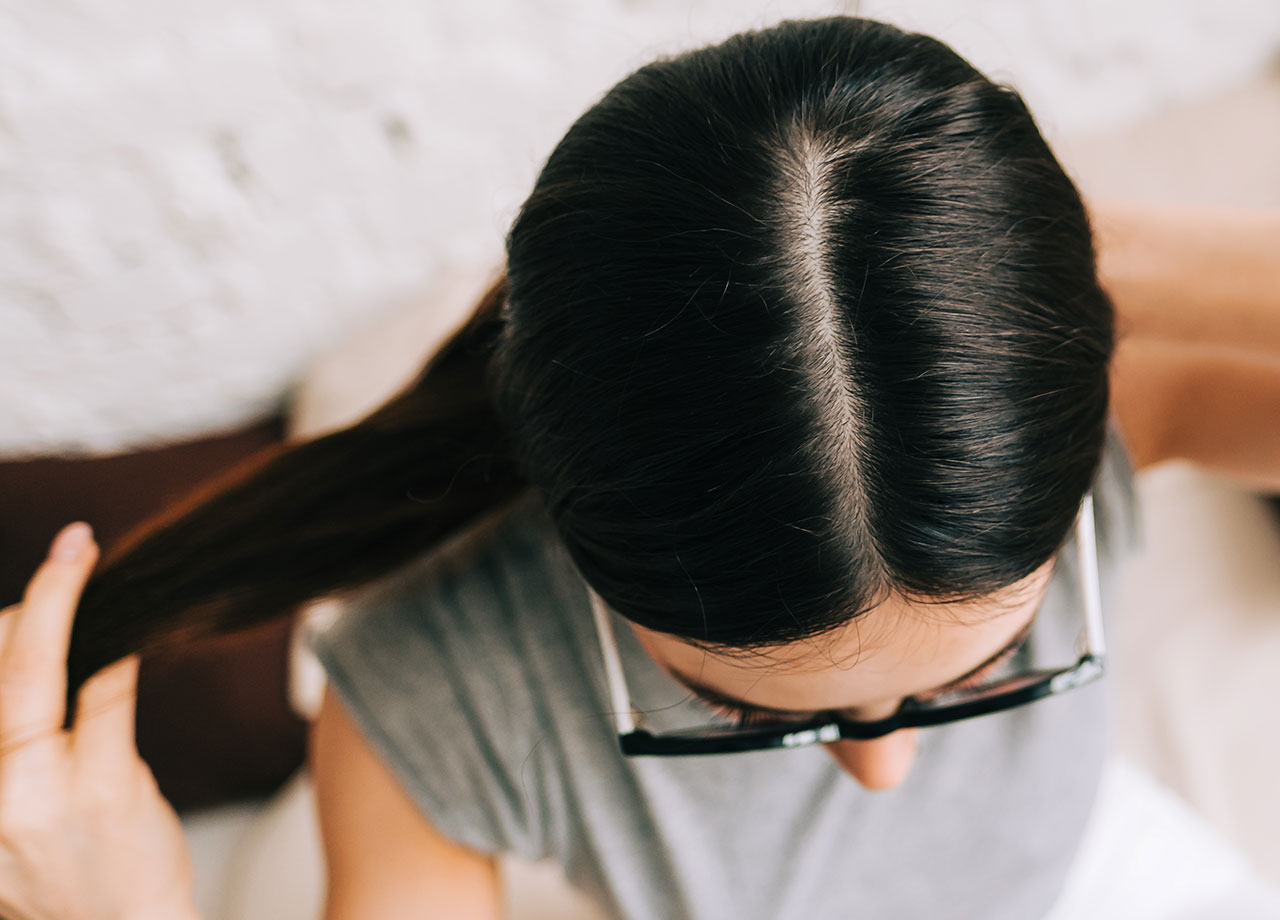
[65,16,1112,714]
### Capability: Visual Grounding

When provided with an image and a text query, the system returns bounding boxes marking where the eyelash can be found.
[702,633,1031,725]
[918,637,1028,699]
[704,701,809,727]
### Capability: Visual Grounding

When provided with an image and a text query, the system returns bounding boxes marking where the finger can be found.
[71,653,140,765]
[0,604,19,659]
[0,522,98,742]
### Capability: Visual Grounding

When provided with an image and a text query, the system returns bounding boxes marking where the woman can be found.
[1,15,1278,920]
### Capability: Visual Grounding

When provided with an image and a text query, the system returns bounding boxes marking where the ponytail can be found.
[66,272,529,718]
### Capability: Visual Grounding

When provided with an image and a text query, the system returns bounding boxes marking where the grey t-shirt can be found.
[308,424,1140,920]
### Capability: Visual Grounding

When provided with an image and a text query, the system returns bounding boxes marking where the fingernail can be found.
[51,522,94,561]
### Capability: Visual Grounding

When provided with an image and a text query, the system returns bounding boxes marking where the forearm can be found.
[1095,201,1280,490]
[1111,336,1280,493]
[1089,201,1280,363]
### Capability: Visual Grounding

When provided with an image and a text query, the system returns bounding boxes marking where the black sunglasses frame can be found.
[616,656,1105,755]
[590,492,1106,757]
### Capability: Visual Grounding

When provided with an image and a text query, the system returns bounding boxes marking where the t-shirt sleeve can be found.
[304,523,559,863]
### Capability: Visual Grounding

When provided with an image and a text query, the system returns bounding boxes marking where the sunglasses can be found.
[589,492,1105,756]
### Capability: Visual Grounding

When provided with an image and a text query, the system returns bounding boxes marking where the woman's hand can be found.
[0,523,200,920]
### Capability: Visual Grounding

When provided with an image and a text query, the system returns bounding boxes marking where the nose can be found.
[824,729,920,791]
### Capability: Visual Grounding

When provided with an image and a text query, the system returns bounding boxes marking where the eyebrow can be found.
[668,614,1039,719]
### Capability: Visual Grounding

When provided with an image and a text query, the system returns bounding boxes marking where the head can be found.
[67,16,1112,785]
[489,16,1112,787]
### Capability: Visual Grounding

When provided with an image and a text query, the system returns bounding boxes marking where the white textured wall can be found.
[3,0,1278,457]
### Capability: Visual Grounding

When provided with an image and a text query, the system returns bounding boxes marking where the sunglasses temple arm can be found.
[588,588,639,733]
[1077,492,1106,659]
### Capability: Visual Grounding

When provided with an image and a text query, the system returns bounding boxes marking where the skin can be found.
[1095,202,1280,492]
[0,523,200,920]
[629,558,1058,791]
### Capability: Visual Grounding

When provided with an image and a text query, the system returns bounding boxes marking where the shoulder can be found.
[309,685,503,915]
[304,491,576,861]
